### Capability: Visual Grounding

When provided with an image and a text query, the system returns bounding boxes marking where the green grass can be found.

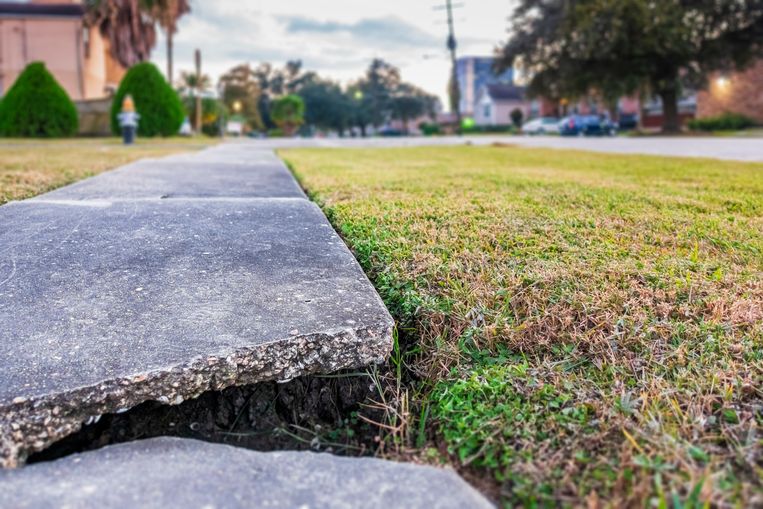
[281,146,763,508]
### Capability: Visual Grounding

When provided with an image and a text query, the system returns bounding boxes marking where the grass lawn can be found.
[282,146,763,508]
[0,137,213,205]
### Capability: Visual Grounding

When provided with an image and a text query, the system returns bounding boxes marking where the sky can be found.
[151,0,514,107]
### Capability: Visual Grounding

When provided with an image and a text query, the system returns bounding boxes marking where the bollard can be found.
[117,95,140,145]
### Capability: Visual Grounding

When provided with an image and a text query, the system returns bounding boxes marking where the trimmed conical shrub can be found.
[111,62,185,137]
[0,62,78,137]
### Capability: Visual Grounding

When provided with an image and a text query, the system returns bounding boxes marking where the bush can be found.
[270,94,305,136]
[0,62,78,137]
[688,112,756,132]
[182,96,227,137]
[111,62,184,137]
[461,123,517,134]
[510,108,524,128]
[418,122,441,136]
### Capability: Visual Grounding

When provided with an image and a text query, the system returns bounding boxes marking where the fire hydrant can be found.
[117,95,140,145]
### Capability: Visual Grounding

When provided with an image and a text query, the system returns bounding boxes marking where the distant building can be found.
[473,84,529,126]
[0,0,125,100]
[697,61,763,124]
[456,56,513,116]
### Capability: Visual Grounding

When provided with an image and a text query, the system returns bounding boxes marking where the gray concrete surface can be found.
[0,146,393,466]
[0,437,495,509]
[233,134,763,162]
[35,161,305,200]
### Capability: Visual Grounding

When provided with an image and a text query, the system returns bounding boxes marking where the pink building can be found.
[473,84,530,126]
[0,0,125,100]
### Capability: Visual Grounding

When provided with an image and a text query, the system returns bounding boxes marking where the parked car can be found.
[521,117,560,135]
[558,115,617,136]
[378,127,406,137]
[618,113,639,131]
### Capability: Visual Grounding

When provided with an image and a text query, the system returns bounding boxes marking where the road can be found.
[233,135,763,162]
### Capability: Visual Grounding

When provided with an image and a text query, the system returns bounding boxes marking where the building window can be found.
[484,104,491,118]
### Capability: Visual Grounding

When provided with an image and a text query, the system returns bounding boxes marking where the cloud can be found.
[281,15,440,48]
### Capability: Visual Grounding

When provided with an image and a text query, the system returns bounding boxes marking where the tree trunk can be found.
[660,87,680,133]
[167,32,174,84]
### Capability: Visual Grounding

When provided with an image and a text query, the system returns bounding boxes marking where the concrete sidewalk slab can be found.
[0,150,393,465]
[165,147,285,165]
[34,160,305,201]
[0,437,495,509]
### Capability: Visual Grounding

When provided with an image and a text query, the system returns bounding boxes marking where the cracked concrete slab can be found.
[0,147,393,467]
[33,160,306,201]
[0,437,494,509]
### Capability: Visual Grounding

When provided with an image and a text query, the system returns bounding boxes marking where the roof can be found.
[0,2,84,17]
[483,84,526,102]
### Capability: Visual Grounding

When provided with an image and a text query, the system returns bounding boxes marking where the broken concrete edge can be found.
[0,320,393,468]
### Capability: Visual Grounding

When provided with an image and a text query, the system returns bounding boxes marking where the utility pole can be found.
[194,49,202,134]
[435,1,463,133]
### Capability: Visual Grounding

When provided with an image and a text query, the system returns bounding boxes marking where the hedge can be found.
[111,62,184,137]
[0,62,78,137]
[688,112,756,132]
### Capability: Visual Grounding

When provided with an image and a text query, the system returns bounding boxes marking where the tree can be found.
[177,70,211,130]
[84,0,157,69]
[355,59,401,129]
[298,78,352,135]
[0,62,78,137]
[110,62,185,137]
[346,84,373,137]
[177,71,211,96]
[218,64,263,131]
[251,60,313,128]
[391,83,439,132]
[144,0,191,83]
[496,0,763,132]
[270,94,305,136]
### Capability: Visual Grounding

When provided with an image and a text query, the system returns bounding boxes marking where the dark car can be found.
[618,113,639,131]
[558,115,617,136]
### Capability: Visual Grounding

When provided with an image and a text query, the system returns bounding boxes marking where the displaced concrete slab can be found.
[0,198,393,466]
[0,437,494,509]
[34,160,306,201]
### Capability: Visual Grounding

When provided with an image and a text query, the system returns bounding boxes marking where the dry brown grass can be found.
[0,137,213,204]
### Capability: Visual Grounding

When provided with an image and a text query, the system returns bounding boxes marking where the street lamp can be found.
[716,76,730,89]
[233,100,242,113]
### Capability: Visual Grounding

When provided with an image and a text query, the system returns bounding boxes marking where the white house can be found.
[473,84,531,126]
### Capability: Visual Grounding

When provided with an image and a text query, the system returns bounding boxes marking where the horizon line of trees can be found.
[179,58,441,136]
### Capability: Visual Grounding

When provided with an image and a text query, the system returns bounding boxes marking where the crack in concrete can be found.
[0,323,392,467]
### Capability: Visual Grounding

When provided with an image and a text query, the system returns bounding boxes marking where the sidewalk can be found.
[0,144,393,466]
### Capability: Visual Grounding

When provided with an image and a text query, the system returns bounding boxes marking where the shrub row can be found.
[688,112,756,132]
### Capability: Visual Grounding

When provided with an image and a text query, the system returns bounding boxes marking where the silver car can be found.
[521,117,560,135]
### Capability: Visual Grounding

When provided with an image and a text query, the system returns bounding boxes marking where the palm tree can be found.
[177,70,211,96]
[145,0,191,84]
[84,0,157,69]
